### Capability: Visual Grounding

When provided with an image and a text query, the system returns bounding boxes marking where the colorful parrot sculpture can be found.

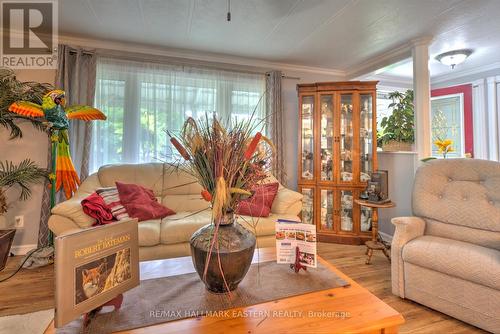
[9,89,106,199]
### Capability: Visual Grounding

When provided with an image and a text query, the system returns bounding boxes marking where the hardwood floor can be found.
[0,255,54,317]
[317,243,487,334]
[0,244,487,333]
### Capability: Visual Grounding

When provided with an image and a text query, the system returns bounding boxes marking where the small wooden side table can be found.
[354,200,396,264]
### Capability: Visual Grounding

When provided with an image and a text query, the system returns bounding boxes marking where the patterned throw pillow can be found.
[236,182,279,217]
[96,187,129,220]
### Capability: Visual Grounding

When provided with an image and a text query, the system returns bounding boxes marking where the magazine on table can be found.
[275,219,317,268]
[54,219,139,327]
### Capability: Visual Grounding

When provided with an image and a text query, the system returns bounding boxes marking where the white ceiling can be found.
[59,0,500,78]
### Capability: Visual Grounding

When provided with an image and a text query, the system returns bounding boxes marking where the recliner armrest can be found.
[392,216,426,245]
[391,216,426,298]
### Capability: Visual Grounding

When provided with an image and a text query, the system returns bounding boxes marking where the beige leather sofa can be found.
[391,159,500,333]
[48,163,303,261]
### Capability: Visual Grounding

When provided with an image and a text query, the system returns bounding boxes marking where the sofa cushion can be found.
[98,163,202,197]
[160,211,300,245]
[402,235,500,290]
[271,188,303,214]
[138,220,162,246]
[162,194,209,213]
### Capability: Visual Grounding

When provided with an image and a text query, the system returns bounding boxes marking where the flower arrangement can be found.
[434,138,454,158]
[167,115,275,293]
[168,115,274,220]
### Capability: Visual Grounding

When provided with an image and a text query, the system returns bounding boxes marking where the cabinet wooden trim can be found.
[297,81,378,245]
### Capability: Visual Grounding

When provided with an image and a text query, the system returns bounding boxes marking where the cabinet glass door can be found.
[360,94,373,182]
[340,189,353,232]
[340,94,354,182]
[301,188,314,225]
[320,95,334,181]
[360,205,373,232]
[301,96,314,180]
[320,189,334,231]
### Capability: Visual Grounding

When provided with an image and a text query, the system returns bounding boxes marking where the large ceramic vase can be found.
[190,212,256,293]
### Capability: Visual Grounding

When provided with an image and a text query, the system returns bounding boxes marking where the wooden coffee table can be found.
[44,248,404,333]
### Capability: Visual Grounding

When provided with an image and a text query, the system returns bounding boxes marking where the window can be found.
[376,90,394,131]
[90,58,266,172]
[431,84,473,158]
[431,94,464,158]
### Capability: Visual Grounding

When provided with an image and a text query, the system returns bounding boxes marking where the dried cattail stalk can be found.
[244,132,262,160]
[170,137,191,160]
[201,189,212,202]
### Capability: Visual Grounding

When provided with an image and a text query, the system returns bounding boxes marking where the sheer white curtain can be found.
[90,57,265,172]
[472,76,500,161]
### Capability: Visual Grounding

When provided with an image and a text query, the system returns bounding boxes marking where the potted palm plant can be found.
[0,159,47,270]
[378,90,415,152]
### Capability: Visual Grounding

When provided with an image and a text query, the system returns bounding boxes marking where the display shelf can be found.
[297,81,378,245]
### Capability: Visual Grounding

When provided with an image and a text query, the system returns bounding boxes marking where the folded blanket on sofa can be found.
[81,192,115,226]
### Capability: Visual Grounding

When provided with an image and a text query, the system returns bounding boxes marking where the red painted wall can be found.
[431,84,473,157]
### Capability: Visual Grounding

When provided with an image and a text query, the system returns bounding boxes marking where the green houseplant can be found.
[378,90,415,151]
[0,159,47,270]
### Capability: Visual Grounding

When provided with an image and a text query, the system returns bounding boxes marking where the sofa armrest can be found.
[271,188,303,216]
[51,196,96,229]
[48,214,84,236]
[49,173,102,232]
[391,216,426,298]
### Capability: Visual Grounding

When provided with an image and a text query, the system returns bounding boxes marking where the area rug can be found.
[0,309,53,334]
[57,260,349,334]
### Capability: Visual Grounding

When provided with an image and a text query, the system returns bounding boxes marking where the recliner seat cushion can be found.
[402,235,500,290]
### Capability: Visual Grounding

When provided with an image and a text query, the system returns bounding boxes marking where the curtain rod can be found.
[64,45,301,80]
[265,73,301,80]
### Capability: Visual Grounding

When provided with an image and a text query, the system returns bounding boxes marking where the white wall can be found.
[0,69,55,252]
[377,151,417,236]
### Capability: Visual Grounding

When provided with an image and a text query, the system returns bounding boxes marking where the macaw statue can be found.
[9,90,106,199]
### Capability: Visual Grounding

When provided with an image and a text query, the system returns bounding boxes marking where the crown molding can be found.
[346,41,413,80]
[410,36,434,47]
[431,61,500,84]
[58,34,346,77]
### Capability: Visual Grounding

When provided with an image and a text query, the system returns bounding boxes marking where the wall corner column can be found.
[411,37,433,160]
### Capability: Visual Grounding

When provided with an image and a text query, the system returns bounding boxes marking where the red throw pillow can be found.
[115,182,175,222]
[236,182,279,217]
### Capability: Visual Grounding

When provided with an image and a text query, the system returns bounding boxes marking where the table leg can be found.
[371,208,378,242]
[365,248,373,265]
[382,247,391,262]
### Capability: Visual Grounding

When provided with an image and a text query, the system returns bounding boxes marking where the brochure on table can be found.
[275,219,317,268]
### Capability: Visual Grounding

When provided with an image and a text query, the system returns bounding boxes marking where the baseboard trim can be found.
[378,231,393,243]
[10,244,38,256]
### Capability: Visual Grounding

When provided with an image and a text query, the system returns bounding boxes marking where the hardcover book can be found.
[54,219,139,327]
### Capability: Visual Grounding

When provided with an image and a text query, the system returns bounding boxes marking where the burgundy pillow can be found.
[115,182,175,222]
[236,182,279,217]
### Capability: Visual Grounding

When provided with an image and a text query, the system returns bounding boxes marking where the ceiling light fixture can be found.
[435,49,472,69]
[227,0,231,22]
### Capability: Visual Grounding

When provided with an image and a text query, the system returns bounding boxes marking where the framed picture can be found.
[371,170,389,201]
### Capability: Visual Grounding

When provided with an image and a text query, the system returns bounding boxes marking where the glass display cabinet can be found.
[298,81,378,244]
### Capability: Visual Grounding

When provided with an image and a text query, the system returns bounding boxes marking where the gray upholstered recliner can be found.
[391,159,500,333]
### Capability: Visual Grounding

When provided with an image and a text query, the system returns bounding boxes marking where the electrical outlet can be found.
[14,215,24,229]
